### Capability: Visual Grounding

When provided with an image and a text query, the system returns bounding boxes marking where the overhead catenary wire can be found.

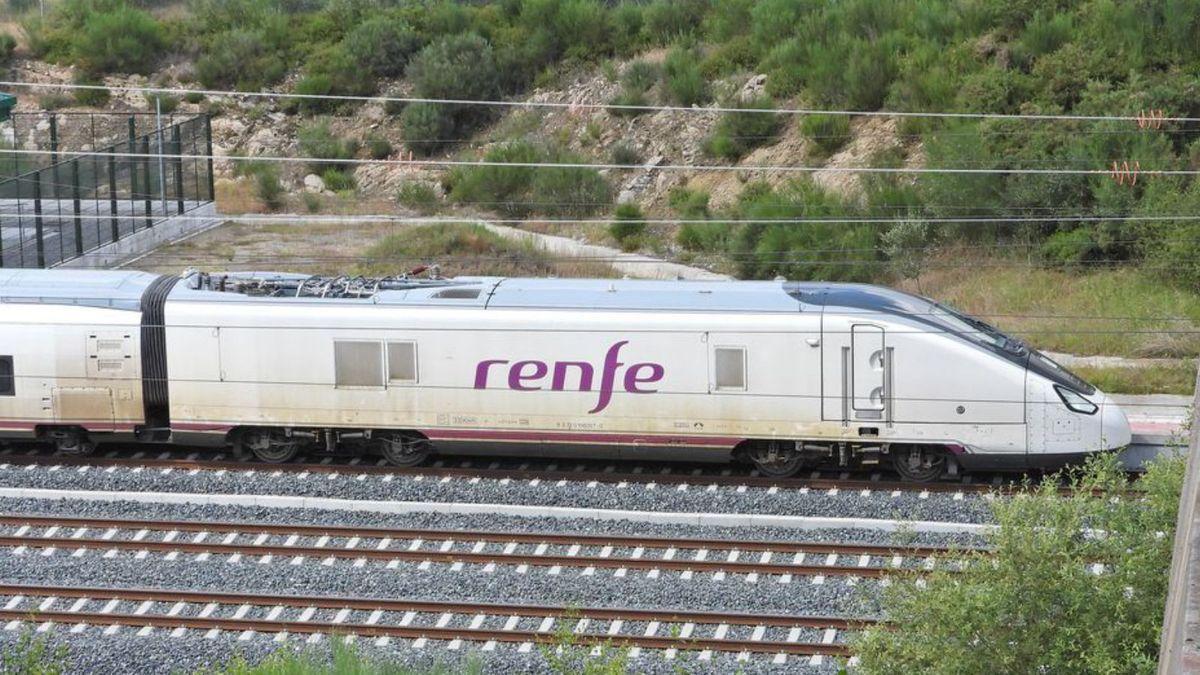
[5,79,1200,124]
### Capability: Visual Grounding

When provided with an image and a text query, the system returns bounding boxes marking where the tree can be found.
[853,453,1186,673]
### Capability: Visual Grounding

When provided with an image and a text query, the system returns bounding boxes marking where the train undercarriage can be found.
[29,424,961,482]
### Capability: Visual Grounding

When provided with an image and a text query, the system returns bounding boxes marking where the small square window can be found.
[714,347,746,391]
[388,341,418,383]
[0,356,12,397]
[334,341,384,388]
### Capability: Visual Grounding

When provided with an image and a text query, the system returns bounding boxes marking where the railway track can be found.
[0,583,872,659]
[0,444,1050,496]
[0,514,969,577]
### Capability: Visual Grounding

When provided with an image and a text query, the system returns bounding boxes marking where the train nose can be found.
[1099,393,1132,450]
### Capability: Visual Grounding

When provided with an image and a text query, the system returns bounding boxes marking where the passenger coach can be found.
[0,269,1131,481]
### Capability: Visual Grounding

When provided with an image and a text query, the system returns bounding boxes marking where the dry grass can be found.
[356,223,617,278]
[137,220,617,278]
[899,259,1200,358]
[1074,363,1197,395]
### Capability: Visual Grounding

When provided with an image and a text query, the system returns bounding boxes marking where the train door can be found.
[822,319,891,425]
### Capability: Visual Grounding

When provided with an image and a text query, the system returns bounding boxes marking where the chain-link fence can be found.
[0,112,215,268]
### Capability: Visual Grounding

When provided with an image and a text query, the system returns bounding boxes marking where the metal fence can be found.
[0,112,215,268]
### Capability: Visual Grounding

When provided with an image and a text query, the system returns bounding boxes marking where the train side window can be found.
[714,347,746,391]
[387,341,418,384]
[0,356,12,396]
[334,341,384,388]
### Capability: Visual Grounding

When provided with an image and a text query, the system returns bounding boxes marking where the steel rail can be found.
[0,536,913,578]
[0,583,871,655]
[0,514,970,557]
[0,451,1011,494]
[0,609,850,656]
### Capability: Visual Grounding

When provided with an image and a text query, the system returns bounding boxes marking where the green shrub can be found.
[668,186,710,217]
[182,91,206,104]
[550,0,615,61]
[761,38,807,97]
[72,73,110,107]
[321,167,356,193]
[241,162,284,211]
[365,134,393,160]
[342,16,422,79]
[699,34,757,77]
[448,140,610,217]
[610,3,645,54]
[677,221,729,251]
[299,43,376,110]
[302,191,322,213]
[144,92,179,114]
[703,0,753,42]
[801,114,851,157]
[1016,10,1073,64]
[854,454,1184,673]
[0,33,15,65]
[298,120,359,174]
[1,629,69,674]
[609,143,642,166]
[530,157,612,217]
[1135,179,1200,290]
[644,0,707,43]
[406,33,500,134]
[662,45,708,106]
[1041,228,1101,265]
[401,102,454,156]
[73,5,164,75]
[195,29,287,90]
[703,95,781,160]
[448,140,541,217]
[37,93,72,110]
[609,202,646,250]
[621,60,660,92]
[397,182,441,214]
[291,74,335,114]
[607,88,649,117]
[726,180,879,281]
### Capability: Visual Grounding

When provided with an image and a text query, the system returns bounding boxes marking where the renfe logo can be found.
[474,341,664,414]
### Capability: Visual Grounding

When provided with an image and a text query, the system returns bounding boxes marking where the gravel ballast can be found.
[0,497,989,548]
[0,463,995,524]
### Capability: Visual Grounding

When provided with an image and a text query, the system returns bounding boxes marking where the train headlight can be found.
[1055,385,1098,415]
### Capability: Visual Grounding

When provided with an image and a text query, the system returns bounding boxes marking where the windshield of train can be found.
[929,303,1096,395]
[929,304,1022,354]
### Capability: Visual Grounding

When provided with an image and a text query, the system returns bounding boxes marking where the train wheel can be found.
[747,442,804,478]
[892,446,946,482]
[52,430,95,456]
[376,432,430,467]
[241,430,300,464]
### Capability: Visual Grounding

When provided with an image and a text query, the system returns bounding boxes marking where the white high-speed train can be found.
[0,268,1130,481]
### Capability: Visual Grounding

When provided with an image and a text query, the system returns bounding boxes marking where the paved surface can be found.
[1156,375,1200,672]
[1,199,207,267]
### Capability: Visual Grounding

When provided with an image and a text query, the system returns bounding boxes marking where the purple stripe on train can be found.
[473,341,664,413]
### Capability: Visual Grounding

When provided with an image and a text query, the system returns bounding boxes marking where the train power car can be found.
[0,269,1131,481]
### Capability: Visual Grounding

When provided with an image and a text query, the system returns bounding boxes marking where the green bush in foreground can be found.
[2,629,69,674]
[853,452,1185,674]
